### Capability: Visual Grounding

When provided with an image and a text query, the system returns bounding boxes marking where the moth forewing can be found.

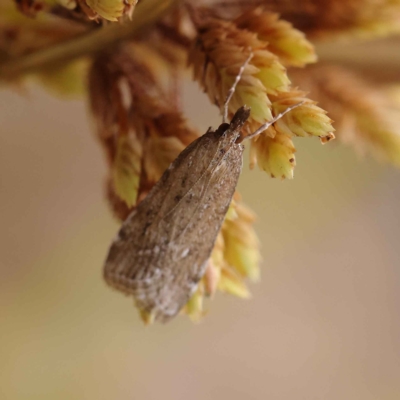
[104,106,251,322]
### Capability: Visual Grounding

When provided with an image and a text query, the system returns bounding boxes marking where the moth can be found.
[103,105,302,323]
[103,56,303,323]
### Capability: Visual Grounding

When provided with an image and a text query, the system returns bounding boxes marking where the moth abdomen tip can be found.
[231,106,251,128]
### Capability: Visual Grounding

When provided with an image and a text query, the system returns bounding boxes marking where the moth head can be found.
[215,122,231,137]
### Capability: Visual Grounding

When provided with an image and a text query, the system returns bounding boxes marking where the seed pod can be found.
[104,106,251,322]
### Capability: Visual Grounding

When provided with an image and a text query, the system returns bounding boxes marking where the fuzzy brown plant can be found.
[88,48,198,205]
[1,0,400,324]
[189,8,334,179]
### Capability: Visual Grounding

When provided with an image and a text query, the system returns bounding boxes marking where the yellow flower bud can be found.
[236,8,317,67]
[251,130,296,179]
[222,201,260,280]
[218,266,251,299]
[112,135,141,207]
[272,91,335,140]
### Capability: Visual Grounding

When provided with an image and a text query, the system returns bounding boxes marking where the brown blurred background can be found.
[1,38,400,399]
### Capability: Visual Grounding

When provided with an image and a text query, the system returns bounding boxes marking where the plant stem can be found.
[0,0,182,80]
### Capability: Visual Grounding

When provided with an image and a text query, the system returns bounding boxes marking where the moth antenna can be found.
[240,101,306,142]
[223,52,253,123]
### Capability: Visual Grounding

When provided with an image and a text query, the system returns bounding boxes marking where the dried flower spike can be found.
[88,49,198,209]
[189,11,334,179]
[235,8,317,67]
[190,17,289,132]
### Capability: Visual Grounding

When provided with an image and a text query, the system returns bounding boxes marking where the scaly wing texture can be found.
[104,126,244,322]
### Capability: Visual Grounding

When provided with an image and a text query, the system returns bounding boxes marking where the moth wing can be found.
[104,128,243,321]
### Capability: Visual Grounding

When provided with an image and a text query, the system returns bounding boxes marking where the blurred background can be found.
[1,39,400,399]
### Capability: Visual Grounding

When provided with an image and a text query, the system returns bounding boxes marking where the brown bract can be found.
[88,49,198,208]
[103,107,250,322]
[189,10,334,179]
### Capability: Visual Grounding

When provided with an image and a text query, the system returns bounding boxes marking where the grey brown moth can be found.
[103,102,302,323]
[103,54,303,322]
[104,106,249,322]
